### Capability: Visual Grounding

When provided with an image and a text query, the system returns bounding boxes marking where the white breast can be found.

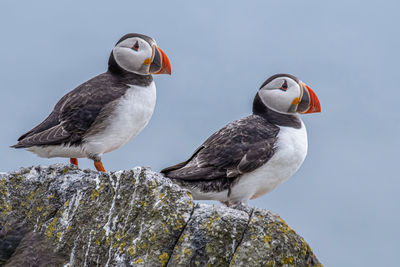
[229,121,308,204]
[83,81,156,156]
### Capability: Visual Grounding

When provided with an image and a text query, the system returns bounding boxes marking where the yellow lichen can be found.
[56,232,62,240]
[27,191,37,202]
[119,242,127,254]
[183,248,192,256]
[128,245,136,256]
[279,218,294,233]
[36,206,43,212]
[301,241,309,256]
[173,219,183,230]
[1,203,12,215]
[205,216,220,231]
[64,200,70,207]
[231,253,237,262]
[133,258,143,264]
[91,189,99,200]
[37,222,42,231]
[264,235,272,243]
[149,232,157,242]
[281,255,294,265]
[150,180,157,188]
[96,239,101,246]
[179,233,187,242]
[266,260,274,267]
[115,231,122,240]
[158,252,169,266]
[0,181,9,196]
[46,217,58,238]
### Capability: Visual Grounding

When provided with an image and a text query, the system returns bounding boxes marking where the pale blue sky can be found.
[1,1,399,266]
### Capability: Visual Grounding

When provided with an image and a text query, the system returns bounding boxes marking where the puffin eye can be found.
[131,41,139,51]
[280,80,288,91]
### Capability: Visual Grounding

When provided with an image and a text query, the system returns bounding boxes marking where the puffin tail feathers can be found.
[10,143,25,149]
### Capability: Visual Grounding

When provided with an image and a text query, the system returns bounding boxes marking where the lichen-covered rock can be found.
[230,209,322,267]
[168,204,248,266]
[0,165,322,266]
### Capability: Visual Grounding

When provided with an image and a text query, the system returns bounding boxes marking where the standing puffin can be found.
[12,33,171,172]
[161,74,321,206]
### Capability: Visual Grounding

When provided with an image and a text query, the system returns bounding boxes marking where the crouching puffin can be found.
[161,74,321,206]
[12,33,171,172]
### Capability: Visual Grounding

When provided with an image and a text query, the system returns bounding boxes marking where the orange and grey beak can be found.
[296,82,321,114]
[149,45,171,75]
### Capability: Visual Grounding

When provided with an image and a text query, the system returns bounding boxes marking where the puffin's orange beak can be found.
[297,82,321,114]
[149,45,171,75]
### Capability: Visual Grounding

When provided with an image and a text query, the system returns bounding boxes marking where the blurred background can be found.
[1,0,399,265]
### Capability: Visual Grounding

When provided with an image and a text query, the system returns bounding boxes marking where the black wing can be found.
[12,72,129,148]
[161,115,279,181]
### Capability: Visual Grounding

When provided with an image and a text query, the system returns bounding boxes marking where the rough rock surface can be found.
[0,164,322,267]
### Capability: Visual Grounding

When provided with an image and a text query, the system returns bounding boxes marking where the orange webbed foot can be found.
[70,158,79,167]
[94,160,106,172]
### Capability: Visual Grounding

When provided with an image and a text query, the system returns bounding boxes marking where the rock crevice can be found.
[0,165,321,266]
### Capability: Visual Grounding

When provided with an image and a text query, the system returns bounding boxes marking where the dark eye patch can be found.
[280,80,288,91]
[131,41,139,51]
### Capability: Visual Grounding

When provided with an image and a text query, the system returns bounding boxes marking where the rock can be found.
[0,165,322,267]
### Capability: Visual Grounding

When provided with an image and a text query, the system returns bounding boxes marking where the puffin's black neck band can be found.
[252,93,302,128]
[108,52,126,74]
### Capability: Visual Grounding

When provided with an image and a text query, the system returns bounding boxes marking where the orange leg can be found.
[94,160,106,172]
[70,158,79,167]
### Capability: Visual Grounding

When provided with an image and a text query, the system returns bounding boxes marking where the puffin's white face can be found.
[258,74,321,114]
[112,36,171,75]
